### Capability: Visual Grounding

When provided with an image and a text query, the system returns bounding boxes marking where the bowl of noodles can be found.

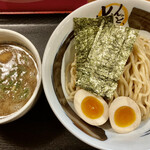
[42,0,150,149]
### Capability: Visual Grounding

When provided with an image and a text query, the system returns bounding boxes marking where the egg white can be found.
[74,89,109,126]
[109,96,141,134]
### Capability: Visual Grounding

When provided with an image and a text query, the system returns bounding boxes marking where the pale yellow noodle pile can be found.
[114,36,150,120]
[65,55,80,100]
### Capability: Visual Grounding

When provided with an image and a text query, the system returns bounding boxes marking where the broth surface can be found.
[0,43,38,117]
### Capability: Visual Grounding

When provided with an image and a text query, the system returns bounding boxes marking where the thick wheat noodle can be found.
[65,36,150,120]
[65,56,80,100]
[114,36,150,120]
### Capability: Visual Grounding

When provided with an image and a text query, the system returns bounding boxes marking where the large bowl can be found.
[42,0,150,149]
[0,29,42,124]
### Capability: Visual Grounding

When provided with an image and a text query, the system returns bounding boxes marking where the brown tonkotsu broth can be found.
[0,43,38,117]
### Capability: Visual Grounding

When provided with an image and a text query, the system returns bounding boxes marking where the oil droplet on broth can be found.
[81,96,104,119]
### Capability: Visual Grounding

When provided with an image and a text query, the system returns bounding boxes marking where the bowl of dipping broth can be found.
[0,29,41,124]
[42,0,150,149]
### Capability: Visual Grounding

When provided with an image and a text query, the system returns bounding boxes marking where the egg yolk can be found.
[114,106,136,127]
[81,96,104,119]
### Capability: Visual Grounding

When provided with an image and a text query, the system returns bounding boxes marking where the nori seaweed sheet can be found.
[74,16,138,99]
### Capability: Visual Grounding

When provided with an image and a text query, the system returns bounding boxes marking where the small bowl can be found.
[0,29,42,124]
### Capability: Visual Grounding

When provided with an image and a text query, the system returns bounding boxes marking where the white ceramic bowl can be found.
[42,0,150,149]
[0,29,42,124]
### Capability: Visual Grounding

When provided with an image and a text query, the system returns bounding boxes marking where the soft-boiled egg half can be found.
[74,89,109,126]
[109,96,141,133]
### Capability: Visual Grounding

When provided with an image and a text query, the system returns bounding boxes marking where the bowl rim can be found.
[0,28,42,124]
[42,0,150,149]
